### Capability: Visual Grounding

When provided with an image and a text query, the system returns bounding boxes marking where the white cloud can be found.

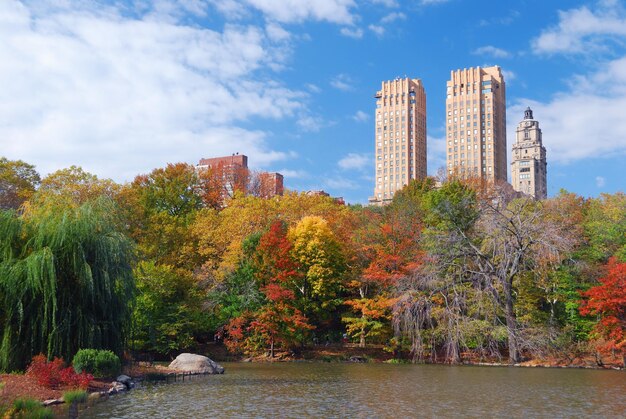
[265,22,291,42]
[368,24,385,36]
[338,153,370,170]
[532,3,626,54]
[508,56,626,164]
[340,27,364,39]
[502,69,516,82]
[241,0,357,25]
[324,177,360,190]
[330,73,354,91]
[472,45,511,58]
[479,10,520,27]
[278,169,308,179]
[427,134,447,175]
[0,1,303,180]
[420,0,450,5]
[380,12,406,24]
[596,176,606,187]
[352,110,370,122]
[297,115,326,132]
[368,0,398,7]
[305,83,321,93]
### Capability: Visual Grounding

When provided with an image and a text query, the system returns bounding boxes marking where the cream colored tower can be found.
[445,66,507,182]
[511,107,547,199]
[370,77,427,205]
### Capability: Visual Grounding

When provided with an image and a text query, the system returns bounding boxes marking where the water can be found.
[84,362,626,418]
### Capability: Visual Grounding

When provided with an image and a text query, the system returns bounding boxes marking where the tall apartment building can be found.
[511,107,547,199]
[369,77,427,205]
[445,66,507,182]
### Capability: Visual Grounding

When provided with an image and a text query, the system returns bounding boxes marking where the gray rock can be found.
[116,374,135,389]
[43,399,64,407]
[168,353,225,374]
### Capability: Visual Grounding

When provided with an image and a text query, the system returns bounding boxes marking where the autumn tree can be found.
[289,216,346,325]
[225,221,312,356]
[579,258,626,367]
[344,181,432,348]
[394,181,576,363]
[118,163,203,270]
[0,157,41,210]
[33,166,119,209]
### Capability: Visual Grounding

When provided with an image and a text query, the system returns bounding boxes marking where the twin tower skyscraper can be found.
[370,66,547,205]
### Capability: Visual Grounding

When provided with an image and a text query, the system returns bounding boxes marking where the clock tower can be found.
[511,107,547,199]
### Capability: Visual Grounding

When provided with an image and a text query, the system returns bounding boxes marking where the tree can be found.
[0,157,41,210]
[224,221,312,356]
[118,163,203,270]
[289,216,346,321]
[132,261,209,355]
[0,198,134,371]
[394,181,575,363]
[579,258,626,367]
[33,166,118,208]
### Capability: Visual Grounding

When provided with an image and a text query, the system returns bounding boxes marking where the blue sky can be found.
[1,0,625,203]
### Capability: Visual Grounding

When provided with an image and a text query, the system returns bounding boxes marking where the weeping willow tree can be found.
[0,198,135,371]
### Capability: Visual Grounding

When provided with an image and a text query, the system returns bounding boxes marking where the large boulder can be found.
[168,353,225,374]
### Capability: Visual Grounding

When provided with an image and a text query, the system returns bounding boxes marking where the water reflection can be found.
[84,363,626,418]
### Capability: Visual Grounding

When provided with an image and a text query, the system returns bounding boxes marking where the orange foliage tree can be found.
[579,258,626,367]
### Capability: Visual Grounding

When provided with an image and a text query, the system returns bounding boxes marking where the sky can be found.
[1,0,625,204]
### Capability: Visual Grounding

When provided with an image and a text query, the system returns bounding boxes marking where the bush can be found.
[72,349,121,378]
[26,355,92,389]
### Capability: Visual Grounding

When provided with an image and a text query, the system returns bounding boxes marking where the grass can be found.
[12,397,54,419]
[63,389,88,404]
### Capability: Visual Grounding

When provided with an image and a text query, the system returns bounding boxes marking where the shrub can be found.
[26,355,92,389]
[72,349,121,378]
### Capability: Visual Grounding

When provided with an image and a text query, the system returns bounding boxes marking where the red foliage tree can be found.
[225,221,313,356]
[579,258,626,366]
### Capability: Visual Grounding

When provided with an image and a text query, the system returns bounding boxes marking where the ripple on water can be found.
[83,363,626,418]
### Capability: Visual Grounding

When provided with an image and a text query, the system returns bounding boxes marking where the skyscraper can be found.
[370,77,427,205]
[445,66,507,182]
[511,107,547,199]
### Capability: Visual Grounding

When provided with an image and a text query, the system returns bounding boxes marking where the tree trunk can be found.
[504,279,520,363]
[270,338,274,358]
[359,315,366,348]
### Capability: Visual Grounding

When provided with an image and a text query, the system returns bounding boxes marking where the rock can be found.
[168,353,225,374]
[43,399,64,407]
[116,374,135,389]
[349,356,367,363]
[108,381,127,395]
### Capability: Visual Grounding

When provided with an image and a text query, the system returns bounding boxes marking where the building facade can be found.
[370,77,427,205]
[197,154,284,200]
[256,172,284,198]
[511,107,547,199]
[445,66,507,182]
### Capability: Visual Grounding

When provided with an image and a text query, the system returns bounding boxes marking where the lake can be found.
[84,362,626,418]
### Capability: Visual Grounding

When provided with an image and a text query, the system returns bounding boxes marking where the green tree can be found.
[132,261,209,355]
[0,198,134,371]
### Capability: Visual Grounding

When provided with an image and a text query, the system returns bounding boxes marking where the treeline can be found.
[0,157,624,369]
